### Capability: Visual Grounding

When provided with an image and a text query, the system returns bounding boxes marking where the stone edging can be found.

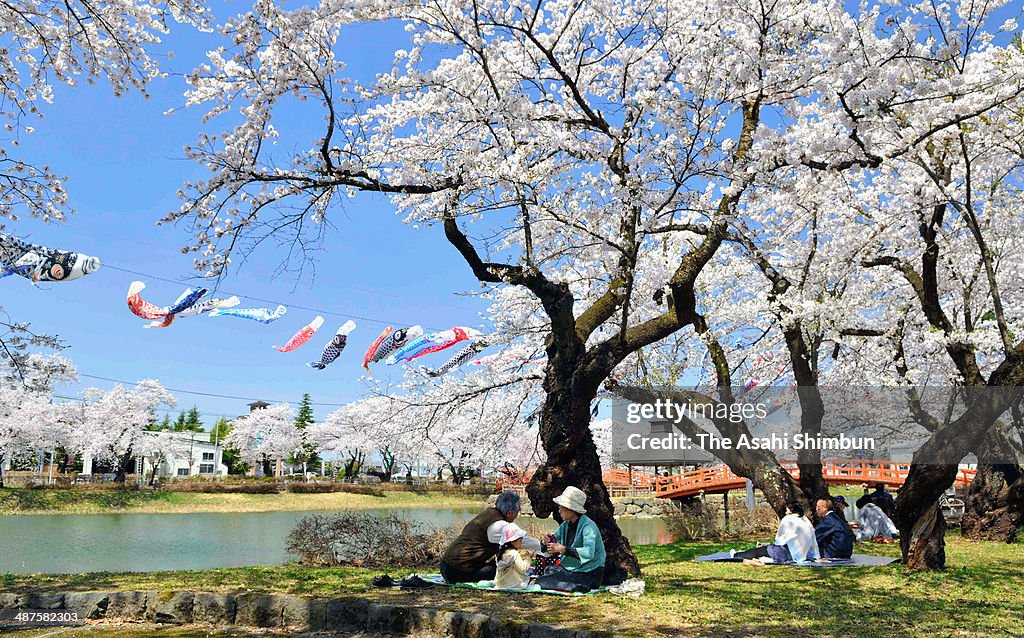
[0,590,611,637]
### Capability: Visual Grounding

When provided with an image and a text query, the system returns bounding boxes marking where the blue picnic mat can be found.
[423,573,606,596]
[695,552,899,566]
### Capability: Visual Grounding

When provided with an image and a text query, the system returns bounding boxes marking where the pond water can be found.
[0,508,671,574]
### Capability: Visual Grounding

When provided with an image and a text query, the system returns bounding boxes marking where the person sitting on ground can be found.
[733,501,821,563]
[439,490,541,583]
[494,524,533,589]
[832,495,850,524]
[855,501,899,542]
[535,486,607,593]
[856,482,896,520]
[814,498,854,559]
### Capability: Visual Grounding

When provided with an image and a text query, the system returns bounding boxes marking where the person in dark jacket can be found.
[439,491,541,583]
[814,498,854,559]
[856,482,896,520]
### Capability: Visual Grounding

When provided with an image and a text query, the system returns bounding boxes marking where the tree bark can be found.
[895,463,956,571]
[527,369,641,577]
[961,461,1023,542]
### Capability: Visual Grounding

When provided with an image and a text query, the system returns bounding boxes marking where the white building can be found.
[82,431,228,479]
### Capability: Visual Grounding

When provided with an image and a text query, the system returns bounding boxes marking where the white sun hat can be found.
[553,486,588,514]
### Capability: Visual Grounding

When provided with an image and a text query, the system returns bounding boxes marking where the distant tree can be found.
[173,411,187,431]
[159,415,172,431]
[290,393,320,476]
[70,380,176,484]
[139,431,190,486]
[224,404,299,477]
[0,355,77,487]
[184,406,203,432]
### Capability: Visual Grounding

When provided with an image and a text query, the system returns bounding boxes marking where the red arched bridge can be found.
[496,460,977,500]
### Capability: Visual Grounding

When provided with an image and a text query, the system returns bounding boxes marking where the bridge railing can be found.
[497,460,977,498]
[654,459,977,500]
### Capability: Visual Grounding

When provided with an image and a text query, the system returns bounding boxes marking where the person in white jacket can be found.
[855,502,899,541]
[494,524,533,589]
[732,501,821,563]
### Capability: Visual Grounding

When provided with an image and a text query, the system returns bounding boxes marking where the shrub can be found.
[284,482,384,496]
[163,481,280,494]
[730,505,780,536]
[286,512,455,568]
[664,501,723,541]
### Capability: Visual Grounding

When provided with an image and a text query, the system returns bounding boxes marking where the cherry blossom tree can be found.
[69,380,175,483]
[849,99,1024,565]
[0,0,210,224]
[138,430,193,486]
[168,0,1024,573]
[312,396,393,480]
[317,378,539,483]
[223,403,300,477]
[0,313,64,386]
[0,353,76,487]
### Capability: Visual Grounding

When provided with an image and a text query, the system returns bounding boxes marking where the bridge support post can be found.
[723,490,730,531]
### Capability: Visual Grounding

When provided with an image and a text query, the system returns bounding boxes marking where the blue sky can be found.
[1,18,490,427]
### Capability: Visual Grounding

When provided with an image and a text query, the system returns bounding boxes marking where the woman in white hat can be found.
[536,485,607,593]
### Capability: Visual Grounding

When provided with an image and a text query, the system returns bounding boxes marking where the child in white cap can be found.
[494,523,533,589]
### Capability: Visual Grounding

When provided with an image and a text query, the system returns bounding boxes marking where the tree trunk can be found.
[961,462,1023,542]
[148,454,161,487]
[528,440,638,576]
[895,463,957,571]
[527,373,641,577]
[785,333,829,507]
[746,463,805,517]
[261,457,273,478]
[113,451,134,485]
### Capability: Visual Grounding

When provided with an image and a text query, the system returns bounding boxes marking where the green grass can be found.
[3,537,1021,637]
[0,488,481,516]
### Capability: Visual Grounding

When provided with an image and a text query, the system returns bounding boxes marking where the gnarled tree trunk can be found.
[895,463,956,571]
[527,365,640,576]
[961,461,1023,542]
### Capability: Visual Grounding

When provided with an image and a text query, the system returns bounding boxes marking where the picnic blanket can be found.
[694,552,899,567]
[423,573,607,597]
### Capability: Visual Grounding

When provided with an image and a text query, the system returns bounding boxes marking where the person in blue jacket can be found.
[814,498,854,559]
[536,486,607,592]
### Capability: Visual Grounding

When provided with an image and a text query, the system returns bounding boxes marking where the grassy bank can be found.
[4,537,1021,637]
[0,488,482,516]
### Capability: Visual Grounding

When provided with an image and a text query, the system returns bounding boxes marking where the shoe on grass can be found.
[371,575,397,588]
[398,575,435,590]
